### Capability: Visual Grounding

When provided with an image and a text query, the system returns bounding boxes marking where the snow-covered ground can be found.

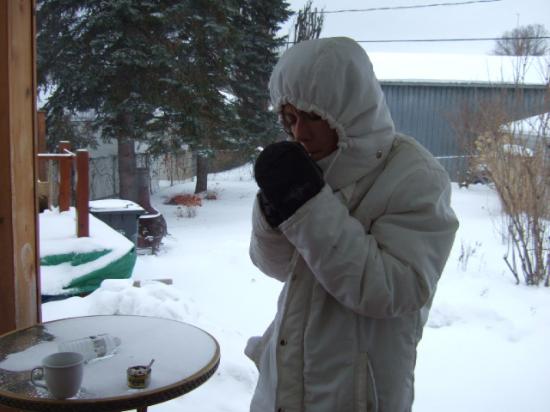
[42,165,550,412]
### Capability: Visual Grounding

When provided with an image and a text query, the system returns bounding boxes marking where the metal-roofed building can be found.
[369,52,549,180]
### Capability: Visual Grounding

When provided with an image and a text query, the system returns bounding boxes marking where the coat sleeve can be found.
[279,168,459,318]
[249,193,296,282]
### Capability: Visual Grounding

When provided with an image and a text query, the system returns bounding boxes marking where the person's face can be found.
[279,104,338,161]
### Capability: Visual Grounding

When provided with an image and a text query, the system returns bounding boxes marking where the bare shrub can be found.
[454,57,549,286]
[458,241,482,271]
[474,123,549,285]
[175,205,197,219]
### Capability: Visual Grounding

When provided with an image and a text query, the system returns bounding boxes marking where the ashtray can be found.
[127,360,153,389]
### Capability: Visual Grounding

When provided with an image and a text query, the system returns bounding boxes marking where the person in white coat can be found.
[246,37,459,412]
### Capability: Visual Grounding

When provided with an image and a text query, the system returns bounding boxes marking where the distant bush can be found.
[166,194,202,207]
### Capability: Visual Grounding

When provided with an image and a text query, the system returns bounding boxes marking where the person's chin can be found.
[308,151,322,161]
[314,151,334,161]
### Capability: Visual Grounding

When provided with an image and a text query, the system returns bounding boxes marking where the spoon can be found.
[146,358,155,372]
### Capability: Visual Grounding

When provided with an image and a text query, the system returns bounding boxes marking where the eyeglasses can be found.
[278,107,323,136]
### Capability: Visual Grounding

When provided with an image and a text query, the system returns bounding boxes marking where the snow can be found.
[0,316,218,399]
[40,165,550,411]
[501,144,534,157]
[504,112,550,138]
[370,52,549,85]
[39,209,134,296]
[89,199,145,212]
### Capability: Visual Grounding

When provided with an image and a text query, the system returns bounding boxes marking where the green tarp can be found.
[41,250,111,267]
[41,248,136,298]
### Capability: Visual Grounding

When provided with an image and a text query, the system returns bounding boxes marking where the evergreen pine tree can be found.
[38,0,183,201]
[231,0,292,153]
[148,0,243,193]
[38,0,292,196]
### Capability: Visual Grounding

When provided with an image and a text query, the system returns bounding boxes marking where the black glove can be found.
[254,141,324,227]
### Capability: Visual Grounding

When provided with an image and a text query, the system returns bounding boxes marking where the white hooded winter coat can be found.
[246,37,459,412]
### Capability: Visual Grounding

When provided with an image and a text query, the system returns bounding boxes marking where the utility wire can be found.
[320,0,502,14]
[356,36,550,43]
[286,36,550,45]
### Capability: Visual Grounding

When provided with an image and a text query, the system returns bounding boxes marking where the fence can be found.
[44,148,251,203]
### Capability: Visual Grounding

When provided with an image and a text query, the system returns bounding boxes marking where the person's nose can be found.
[292,114,311,144]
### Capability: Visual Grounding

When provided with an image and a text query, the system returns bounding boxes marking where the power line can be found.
[355,36,550,43]
[320,0,502,14]
[286,36,550,45]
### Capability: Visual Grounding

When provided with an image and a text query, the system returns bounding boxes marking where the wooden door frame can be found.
[0,0,41,337]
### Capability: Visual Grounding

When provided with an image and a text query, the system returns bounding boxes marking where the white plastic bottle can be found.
[58,334,122,362]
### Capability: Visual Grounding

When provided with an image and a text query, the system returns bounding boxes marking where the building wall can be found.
[380,81,548,180]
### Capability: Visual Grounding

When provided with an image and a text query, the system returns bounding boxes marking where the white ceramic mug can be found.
[31,352,84,399]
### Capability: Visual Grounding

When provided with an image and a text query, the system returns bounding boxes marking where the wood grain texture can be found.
[58,141,72,211]
[37,111,47,181]
[76,150,89,237]
[0,0,40,340]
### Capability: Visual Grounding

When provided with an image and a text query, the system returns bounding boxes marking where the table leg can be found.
[137,408,147,412]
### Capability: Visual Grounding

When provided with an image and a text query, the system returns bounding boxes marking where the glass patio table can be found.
[0,315,220,411]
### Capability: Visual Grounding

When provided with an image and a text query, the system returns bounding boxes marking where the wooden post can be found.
[37,111,47,181]
[58,140,71,211]
[76,150,89,237]
[0,0,40,341]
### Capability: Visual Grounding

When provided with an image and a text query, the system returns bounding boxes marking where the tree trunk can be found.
[136,167,153,212]
[136,167,167,253]
[118,136,138,202]
[195,153,209,194]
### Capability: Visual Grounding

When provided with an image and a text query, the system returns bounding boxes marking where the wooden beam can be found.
[58,141,72,211]
[37,153,75,160]
[76,150,89,237]
[37,110,47,181]
[0,0,40,343]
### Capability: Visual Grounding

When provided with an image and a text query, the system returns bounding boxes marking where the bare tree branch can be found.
[494,24,550,56]
[292,0,324,44]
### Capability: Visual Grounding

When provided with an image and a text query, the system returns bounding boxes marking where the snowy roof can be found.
[89,199,145,212]
[369,52,550,85]
[503,113,550,138]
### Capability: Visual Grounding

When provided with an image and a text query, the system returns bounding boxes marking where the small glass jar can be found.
[126,365,151,389]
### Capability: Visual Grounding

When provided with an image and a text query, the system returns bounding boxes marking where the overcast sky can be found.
[279,0,550,54]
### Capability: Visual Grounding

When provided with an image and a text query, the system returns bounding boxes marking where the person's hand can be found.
[254,141,324,227]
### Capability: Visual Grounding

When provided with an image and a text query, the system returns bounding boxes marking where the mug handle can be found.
[31,367,48,390]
